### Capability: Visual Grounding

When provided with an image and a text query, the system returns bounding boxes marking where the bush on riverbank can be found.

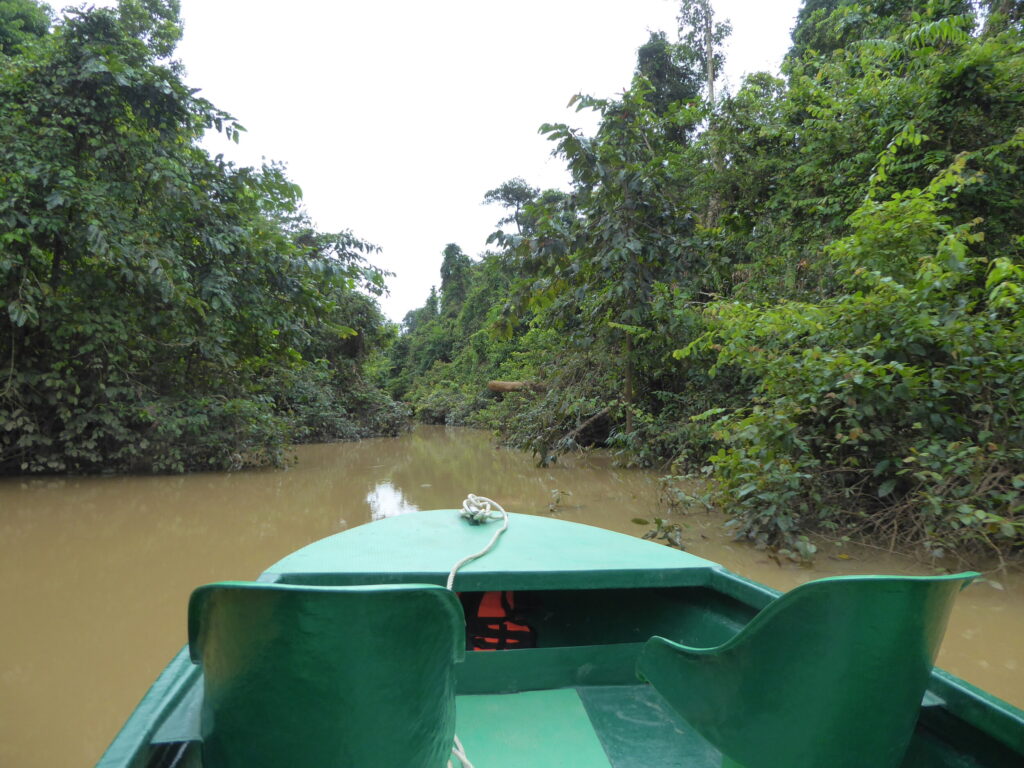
[690,160,1024,561]
[0,2,402,474]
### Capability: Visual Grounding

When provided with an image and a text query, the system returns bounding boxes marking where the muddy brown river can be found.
[1,425,1021,767]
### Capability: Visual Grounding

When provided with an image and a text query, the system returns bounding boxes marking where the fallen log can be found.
[487,380,543,393]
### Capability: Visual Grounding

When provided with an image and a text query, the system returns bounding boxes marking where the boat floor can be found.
[149,676,720,767]
[455,685,720,767]
[150,679,1021,768]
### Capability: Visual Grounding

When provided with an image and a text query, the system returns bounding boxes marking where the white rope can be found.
[447,735,474,768]
[445,494,509,591]
[444,494,510,767]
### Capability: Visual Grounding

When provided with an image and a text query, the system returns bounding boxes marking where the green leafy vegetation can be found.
[6,0,1022,561]
[390,0,1024,561]
[0,0,403,474]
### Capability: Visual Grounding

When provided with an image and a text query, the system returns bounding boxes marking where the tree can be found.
[0,0,49,55]
[502,77,702,437]
[635,30,702,118]
[789,0,973,58]
[483,178,539,235]
[983,0,1024,32]
[676,0,731,105]
[439,243,471,316]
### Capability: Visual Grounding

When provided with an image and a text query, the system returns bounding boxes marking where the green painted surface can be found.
[578,685,722,767]
[151,681,200,744]
[924,669,1024,756]
[457,644,644,694]
[637,573,978,768]
[96,646,200,768]
[189,582,463,768]
[907,707,1024,768]
[267,510,720,591]
[456,689,612,767]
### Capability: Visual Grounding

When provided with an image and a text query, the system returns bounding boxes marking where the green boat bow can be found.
[98,510,1024,768]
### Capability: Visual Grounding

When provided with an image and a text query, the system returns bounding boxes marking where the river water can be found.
[1,425,1021,767]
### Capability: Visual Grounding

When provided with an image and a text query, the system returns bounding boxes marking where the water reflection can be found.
[366,481,420,520]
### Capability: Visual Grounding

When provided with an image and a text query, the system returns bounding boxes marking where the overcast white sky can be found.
[92,0,803,321]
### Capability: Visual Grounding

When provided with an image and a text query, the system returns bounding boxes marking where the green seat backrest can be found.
[636,573,977,768]
[188,582,465,768]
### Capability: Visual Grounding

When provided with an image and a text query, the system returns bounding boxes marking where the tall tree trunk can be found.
[705,10,715,107]
[703,1,723,228]
[624,335,634,435]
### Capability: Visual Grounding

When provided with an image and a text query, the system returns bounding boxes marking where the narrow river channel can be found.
[1,425,1021,767]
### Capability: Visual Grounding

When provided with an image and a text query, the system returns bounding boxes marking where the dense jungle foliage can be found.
[0,0,403,474]
[388,0,1024,562]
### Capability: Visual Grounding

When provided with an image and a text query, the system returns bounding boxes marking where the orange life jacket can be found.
[460,591,537,651]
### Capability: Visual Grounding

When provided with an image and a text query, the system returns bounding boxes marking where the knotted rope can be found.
[446,494,509,591]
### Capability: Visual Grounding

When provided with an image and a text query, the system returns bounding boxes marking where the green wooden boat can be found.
[98,508,1024,768]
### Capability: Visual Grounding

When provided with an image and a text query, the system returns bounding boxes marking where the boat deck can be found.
[455,682,1024,767]
[149,680,1023,767]
[148,681,724,767]
[263,509,725,592]
[456,686,718,767]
